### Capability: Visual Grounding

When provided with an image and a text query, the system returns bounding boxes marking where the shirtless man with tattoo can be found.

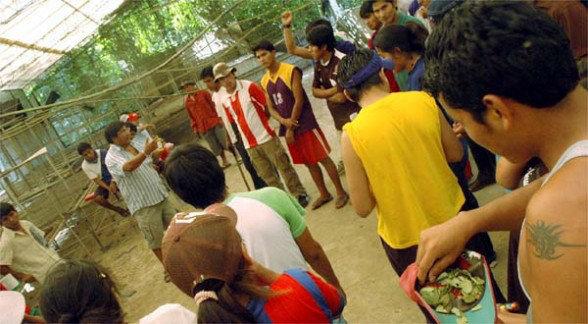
[414,2,587,322]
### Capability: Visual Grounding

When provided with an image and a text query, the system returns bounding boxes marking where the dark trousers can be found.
[468,138,496,178]
[231,123,266,189]
[379,241,437,323]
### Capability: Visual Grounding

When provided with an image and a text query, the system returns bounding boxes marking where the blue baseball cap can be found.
[429,0,465,23]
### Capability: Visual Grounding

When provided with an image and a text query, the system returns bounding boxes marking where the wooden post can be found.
[42,120,70,169]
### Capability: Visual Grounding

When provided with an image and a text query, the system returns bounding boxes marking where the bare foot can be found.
[117,208,131,217]
[311,195,333,210]
[335,193,349,209]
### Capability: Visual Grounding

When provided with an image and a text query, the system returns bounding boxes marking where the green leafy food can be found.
[418,259,486,319]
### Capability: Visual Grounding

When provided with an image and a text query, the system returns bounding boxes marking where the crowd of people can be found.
[1,0,586,323]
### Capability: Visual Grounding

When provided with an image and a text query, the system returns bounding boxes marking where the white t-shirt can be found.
[224,187,308,273]
[139,304,196,324]
[81,149,102,180]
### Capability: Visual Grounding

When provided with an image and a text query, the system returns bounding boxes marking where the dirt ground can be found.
[48,69,509,322]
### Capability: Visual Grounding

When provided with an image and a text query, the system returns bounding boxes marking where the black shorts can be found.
[95,182,110,199]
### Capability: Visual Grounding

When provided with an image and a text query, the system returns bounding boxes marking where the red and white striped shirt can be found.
[218,80,276,149]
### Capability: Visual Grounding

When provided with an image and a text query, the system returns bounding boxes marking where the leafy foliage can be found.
[27,0,360,146]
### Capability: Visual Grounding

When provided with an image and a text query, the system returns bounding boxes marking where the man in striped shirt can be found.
[213,63,309,207]
[104,121,176,262]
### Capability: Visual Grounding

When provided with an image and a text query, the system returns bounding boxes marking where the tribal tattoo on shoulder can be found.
[526,220,586,260]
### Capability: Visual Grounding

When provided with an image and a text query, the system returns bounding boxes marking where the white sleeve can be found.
[0,230,14,266]
[214,94,238,144]
[81,162,99,180]
[105,152,126,181]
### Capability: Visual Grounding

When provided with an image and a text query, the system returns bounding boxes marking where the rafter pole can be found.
[0,37,67,55]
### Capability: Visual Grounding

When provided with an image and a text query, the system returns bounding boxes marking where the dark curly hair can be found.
[424,1,579,123]
[163,143,225,209]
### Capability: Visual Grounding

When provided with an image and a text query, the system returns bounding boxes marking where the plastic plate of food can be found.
[400,250,497,324]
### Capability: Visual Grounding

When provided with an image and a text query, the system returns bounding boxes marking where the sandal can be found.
[335,193,349,209]
[311,195,333,210]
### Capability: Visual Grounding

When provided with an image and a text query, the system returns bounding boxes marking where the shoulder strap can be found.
[284,269,333,321]
[543,140,588,186]
[247,297,272,323]
[99,149,112,183]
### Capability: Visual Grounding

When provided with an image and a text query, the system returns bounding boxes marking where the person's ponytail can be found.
[195,264,281,323]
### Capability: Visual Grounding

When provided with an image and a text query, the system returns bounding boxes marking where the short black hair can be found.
[424,1,579,123]
[40,260,123,323]
[164,144,225,209]
[374,22,428,54]
[104,121,126,144]
[337,49,383,102]
[305,18,333,35]
[252,40,275,54]
[307,25,336,52]
[372,0,395,7]
[0,202,15,217]
[77,142,92,155]
[360,0,375,18]
[200,66,214,80]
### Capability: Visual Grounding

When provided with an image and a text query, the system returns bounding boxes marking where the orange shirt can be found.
[184,90,221,134]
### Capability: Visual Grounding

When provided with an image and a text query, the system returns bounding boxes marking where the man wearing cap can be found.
[0,202,61,284]
[213,62,309,207]
[104,121,176,263]
[199,66,267,190]
[181,80,231,169]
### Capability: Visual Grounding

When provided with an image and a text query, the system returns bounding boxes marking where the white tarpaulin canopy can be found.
[0,0,126,90]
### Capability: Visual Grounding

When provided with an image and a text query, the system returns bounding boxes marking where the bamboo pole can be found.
[0,37,67,55]
[0,0,246,119]
[0,140,33,190]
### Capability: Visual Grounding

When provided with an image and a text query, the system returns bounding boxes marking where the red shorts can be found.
[287,128,331,164]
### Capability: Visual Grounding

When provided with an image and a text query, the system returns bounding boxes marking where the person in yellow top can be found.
[337,49,503,294]
[337,49,464,279]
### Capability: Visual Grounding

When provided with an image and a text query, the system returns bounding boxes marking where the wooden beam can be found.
[0,37,67,55]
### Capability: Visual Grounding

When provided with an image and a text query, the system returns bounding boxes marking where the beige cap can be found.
[213,62,236,81]
[162,209,241,297]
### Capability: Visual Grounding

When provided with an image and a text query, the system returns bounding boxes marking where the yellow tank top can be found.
[343,91,464,249]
